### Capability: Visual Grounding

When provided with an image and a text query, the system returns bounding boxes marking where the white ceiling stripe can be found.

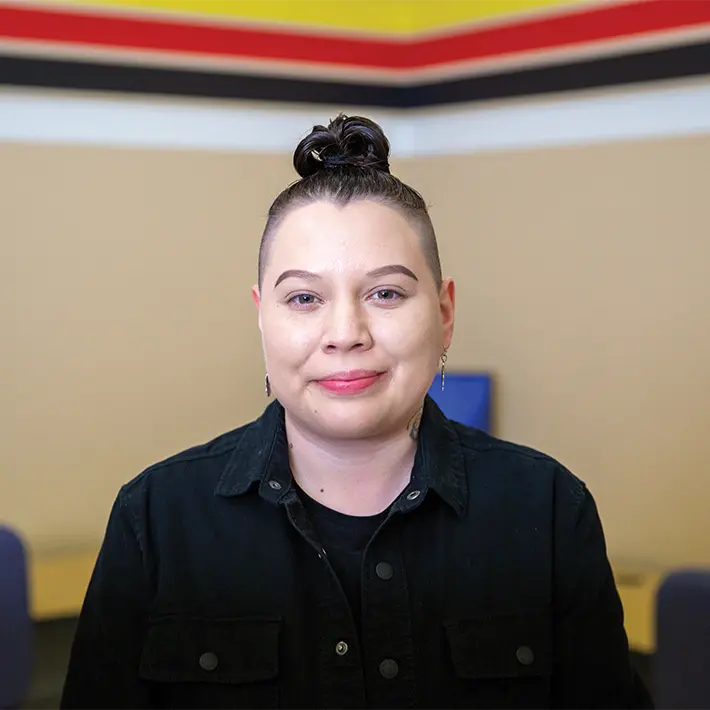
[1,80,709,156]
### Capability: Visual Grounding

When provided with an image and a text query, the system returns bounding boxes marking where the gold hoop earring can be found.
[265,374,271,398]
[440,349,448,392]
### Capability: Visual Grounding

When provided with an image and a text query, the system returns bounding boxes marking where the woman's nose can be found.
[321,299,374,352]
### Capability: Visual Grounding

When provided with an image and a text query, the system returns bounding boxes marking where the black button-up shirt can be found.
[61,397,652,709]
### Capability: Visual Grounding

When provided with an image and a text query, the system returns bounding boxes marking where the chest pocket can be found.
[139,615,281,709]
[444,611,552,709]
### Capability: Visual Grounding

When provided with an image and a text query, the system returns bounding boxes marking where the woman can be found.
[61,115,652,709]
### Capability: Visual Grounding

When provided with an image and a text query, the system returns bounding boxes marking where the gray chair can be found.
[655,569,710,709]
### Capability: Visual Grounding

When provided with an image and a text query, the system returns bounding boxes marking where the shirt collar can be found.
[215,396,468,518]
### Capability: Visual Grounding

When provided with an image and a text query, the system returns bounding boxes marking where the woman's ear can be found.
[251,285,263,331]
[439,277,455,349]
[251,285,261,309]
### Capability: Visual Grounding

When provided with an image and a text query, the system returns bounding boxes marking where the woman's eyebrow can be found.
[273,264,418,289]
[274,269,320,288]
[366,264,418,281]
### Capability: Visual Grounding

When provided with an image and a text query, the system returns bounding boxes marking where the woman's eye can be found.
[289,293,319,307]
[372,289,401,302]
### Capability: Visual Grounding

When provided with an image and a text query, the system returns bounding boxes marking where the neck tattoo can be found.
[407,406,424,441]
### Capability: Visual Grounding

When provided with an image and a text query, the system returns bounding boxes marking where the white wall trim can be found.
[409,81,710,156]
[1,81,709,156]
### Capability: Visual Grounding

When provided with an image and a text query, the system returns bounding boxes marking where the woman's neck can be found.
[284,407,423,517]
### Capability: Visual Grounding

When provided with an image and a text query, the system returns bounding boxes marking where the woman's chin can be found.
[309,399,391,440]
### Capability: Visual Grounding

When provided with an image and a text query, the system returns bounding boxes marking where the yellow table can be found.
[29,548,98,621]
[613,564,666,655]
[28,549,664,653]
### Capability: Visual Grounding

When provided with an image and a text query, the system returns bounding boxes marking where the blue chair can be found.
[655,569,710,709]
[428,371,492,433]
[0,526,32,710]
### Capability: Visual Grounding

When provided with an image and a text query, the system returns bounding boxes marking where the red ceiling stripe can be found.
[414,0,710,66]
[0,5,410,69]
[1,1,709,70]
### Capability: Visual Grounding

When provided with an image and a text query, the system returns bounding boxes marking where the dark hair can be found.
[257,114,442,288]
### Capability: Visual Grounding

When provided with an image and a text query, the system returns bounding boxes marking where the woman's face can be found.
[252,200,455,441]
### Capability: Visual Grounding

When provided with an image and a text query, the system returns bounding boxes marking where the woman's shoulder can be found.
[448,419,589,505]
[119,415,262,501]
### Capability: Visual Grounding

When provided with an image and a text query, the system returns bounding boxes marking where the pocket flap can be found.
[444,610,552,679]
[139,616,281,684]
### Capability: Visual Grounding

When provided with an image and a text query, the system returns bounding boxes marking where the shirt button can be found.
[406,490,421,501]
[375,562,394,580]
[379,658,399,679]
[516,646,535,666]
[199,652,219,671]
[335,641,349,656]
[268,480,282,490]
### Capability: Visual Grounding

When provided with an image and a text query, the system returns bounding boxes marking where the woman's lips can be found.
[315,371,384,395]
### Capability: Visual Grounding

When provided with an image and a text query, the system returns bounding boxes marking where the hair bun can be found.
[293,114,391,178]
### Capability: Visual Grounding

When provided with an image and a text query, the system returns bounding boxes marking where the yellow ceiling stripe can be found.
[408,0,591,33]
[29,0,589,35]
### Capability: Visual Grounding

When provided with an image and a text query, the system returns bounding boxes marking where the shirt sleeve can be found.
[551,472,654,709]
[60,489,152,709]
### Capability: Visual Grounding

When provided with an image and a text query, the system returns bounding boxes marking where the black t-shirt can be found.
[297,486,389,632]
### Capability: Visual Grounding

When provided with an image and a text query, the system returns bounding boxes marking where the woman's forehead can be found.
[268,200,425,266]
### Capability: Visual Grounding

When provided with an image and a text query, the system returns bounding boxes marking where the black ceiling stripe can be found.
[1,41,709,108]
[411,41,710,107]
[0,55,410,107]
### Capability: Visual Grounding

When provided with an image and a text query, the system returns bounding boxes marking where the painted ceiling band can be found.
[2,1,709,70]
[2,41,707,108]
[18,0,585,35]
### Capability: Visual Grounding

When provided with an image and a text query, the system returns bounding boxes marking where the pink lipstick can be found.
[315,370,384,395]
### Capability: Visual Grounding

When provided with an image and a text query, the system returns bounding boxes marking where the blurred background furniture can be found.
[29,550,96,622]
[655,569,710,709]
[428,371,493,433]
[0,526,32,710]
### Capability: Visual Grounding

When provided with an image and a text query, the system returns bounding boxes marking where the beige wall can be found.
[1,145,292,551]
[2,128,709,567]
